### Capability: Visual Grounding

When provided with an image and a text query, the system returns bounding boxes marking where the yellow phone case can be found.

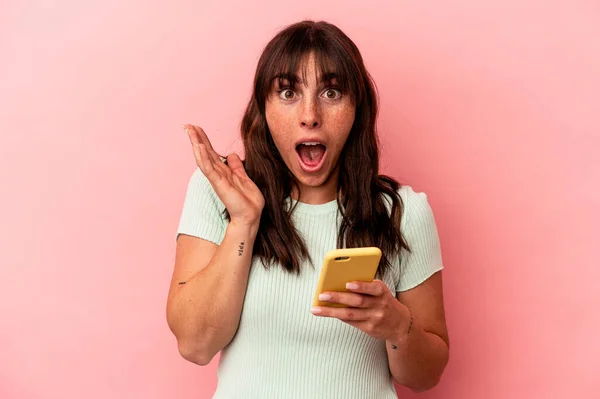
[312,247,382,308]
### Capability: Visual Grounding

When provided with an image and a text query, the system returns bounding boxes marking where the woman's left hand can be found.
[310,280,411,342]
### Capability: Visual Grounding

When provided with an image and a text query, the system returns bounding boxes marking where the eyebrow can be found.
[272,72,338,86]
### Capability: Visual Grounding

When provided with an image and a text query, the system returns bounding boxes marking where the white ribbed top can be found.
[177,168,444,399]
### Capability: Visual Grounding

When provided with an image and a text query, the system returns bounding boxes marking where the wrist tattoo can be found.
[238,240,245,256]
[178,281,186,285]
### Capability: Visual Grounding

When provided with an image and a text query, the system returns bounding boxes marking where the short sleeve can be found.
[395,186,444,292]
[176,167,227,245]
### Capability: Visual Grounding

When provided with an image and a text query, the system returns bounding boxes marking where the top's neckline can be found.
[284,197,340,215]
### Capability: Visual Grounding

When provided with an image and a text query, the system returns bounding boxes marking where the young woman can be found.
[167,20,449,399]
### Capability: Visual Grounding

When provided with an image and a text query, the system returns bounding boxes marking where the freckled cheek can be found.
[265,107,296,153]
[325,104,356,137]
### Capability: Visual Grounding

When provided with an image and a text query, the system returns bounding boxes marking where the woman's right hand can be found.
[184,124,265,228]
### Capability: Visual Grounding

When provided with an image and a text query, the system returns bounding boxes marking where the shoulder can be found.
[381,184,432,225]
[396,185,422,202]
[398,186,438,236]
[187,166,211,190]
[177,168,228,243]
[391,185,445,291]
[398,184,431,213]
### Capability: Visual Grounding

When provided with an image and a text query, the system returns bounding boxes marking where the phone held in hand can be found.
[313,247,382,308]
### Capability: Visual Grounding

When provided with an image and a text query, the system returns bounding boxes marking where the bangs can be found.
[255,27,363,106]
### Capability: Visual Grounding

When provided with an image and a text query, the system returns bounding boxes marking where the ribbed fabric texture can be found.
[177,168,444,399]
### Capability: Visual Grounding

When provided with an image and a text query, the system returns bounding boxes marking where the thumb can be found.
[226,153,247,178]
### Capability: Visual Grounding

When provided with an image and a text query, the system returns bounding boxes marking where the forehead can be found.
[295,53,320,77]
[260,46,356,101]
[271,53,338,86]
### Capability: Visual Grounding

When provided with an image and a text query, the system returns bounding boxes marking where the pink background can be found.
[1,1,598,398]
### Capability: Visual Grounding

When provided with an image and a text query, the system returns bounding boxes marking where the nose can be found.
[299,96,321,129]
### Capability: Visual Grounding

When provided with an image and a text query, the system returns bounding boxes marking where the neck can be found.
[291,176,339,205]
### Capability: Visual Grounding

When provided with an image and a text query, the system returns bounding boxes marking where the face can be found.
[265,52,356,204]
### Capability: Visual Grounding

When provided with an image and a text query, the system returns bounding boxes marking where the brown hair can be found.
[225,20,410,277]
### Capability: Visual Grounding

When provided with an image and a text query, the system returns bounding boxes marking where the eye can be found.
[322,88,342,100]
[278,89,296,100]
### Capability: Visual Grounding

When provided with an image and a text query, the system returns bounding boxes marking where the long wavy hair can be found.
[224,20,411,277]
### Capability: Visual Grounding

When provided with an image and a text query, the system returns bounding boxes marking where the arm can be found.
[386,271,449,392]
[167,124,265,366]
[166,220,258,366]
[311,273,449,392]
[311,187,449,391]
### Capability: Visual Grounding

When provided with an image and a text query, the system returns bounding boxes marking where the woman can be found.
[166,20,449,398]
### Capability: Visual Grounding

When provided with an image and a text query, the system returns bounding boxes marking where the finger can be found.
[184,124,212,150]
[209,152,231,176]
[183,124,198,144]
[345,280,387,297]
[317,292,373,308]
[184,124,217,163]
[183,125,201,155]
[188,125,222,164]
[226,153,249,179]
[186,127,229,176]
[310,306,371,321]
[190,140,204,168]
[196,142,220,180]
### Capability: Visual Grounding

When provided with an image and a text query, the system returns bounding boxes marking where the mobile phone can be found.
[312,247,382,308]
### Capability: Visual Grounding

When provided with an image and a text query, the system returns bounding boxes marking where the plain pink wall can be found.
[1,1,598,398]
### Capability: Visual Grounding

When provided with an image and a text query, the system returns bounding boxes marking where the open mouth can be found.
[295,142,327,172]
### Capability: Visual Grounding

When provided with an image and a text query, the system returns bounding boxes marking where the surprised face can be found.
[265,52,356,204]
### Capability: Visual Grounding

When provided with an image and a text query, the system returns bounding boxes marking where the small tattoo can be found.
[178,281,186,285]
[238,241,245,256]
[390,344,398,350]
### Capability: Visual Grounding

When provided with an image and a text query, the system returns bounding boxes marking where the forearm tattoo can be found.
[177,240,246,285]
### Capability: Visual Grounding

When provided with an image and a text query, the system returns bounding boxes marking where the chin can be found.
[297,177,326,187]
[293,168,334,188]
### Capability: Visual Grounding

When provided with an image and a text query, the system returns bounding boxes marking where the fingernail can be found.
[346,283,359,290]
[318,293,331,301]
[310,307,322,314]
